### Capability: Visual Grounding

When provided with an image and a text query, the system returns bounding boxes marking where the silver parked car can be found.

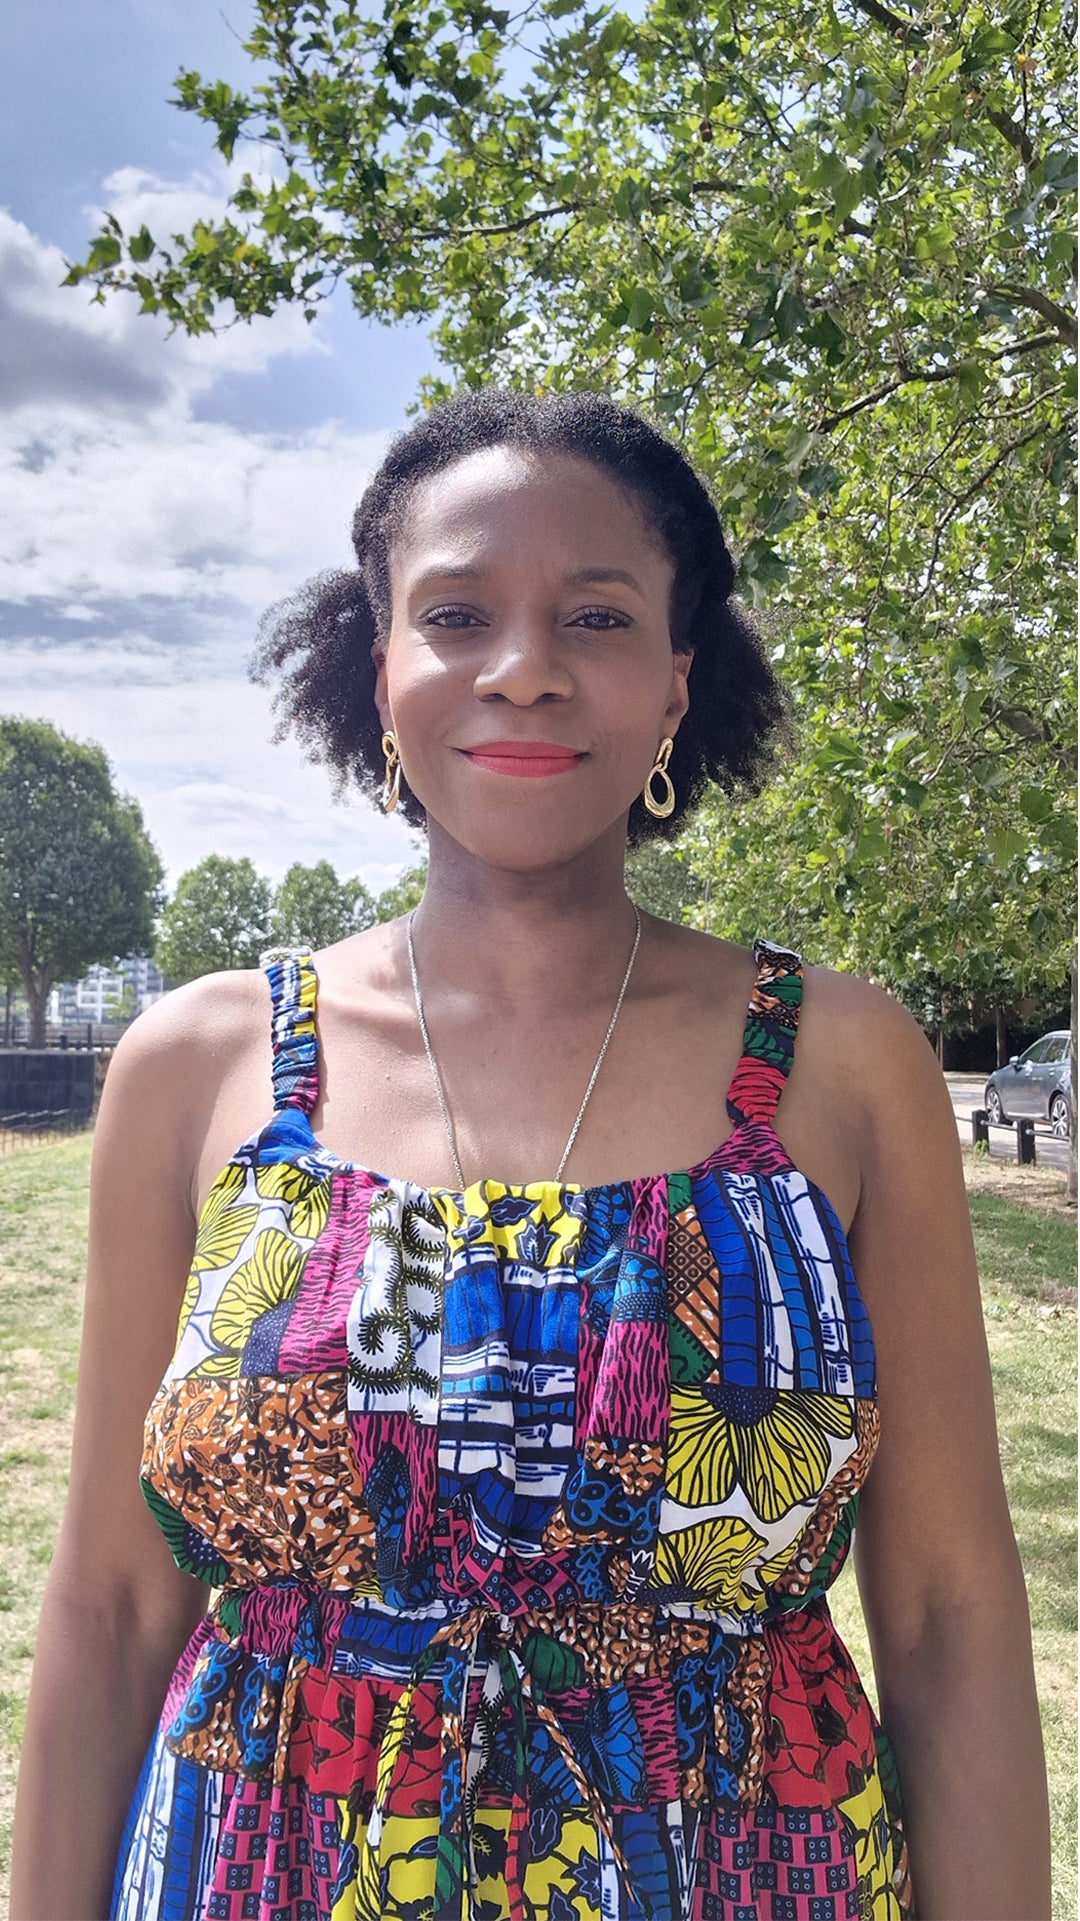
[984,1031,1073,1139]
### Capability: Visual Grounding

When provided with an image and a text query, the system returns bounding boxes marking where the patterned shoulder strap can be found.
[724,936,804,1127]
[259,945,320,1117]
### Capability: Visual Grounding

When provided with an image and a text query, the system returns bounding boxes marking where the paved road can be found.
[944,1072,1070,1173]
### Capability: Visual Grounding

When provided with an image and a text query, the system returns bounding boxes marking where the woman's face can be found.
[372,444,693,871]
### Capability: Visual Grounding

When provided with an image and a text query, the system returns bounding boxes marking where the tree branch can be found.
[986,107,1036,166]
[988,282,1077,346]
[816,333,1061,431]
[849,4,1039,174]
[917,419,1048,598]
[411,199,583,241]
[848,0,921,38]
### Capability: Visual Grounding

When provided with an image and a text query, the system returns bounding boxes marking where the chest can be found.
[152,1144,878,1616]
[199,988,861,1233]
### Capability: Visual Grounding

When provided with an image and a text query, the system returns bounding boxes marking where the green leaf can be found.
[128,225,156,263]
[740,306,774,349]
[86,232,123,273]
[988,827,1027,867]
[626,284,654,330]
[774,289,809,341]
[802,461,841,498]
[1041,149,1079,196]
[783,426,814,472]
[1019,786,1053,824]
[804,311,847,364]
[962,27,1017,69]
[857,824,888,861]
[830,168,863,226]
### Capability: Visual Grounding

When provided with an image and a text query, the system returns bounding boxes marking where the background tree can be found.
[270,858,376,946]
[65,0,1076,1169]
[155,854,274,982]
[372,862,429,921]
[102,982,139,1023]
[625,839,705,923]
[0,718,164,1047]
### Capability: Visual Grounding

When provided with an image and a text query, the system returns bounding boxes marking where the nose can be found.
[470,617,575,704]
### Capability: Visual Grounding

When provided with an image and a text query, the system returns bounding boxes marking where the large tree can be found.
[371,861,429,921]
[155,854,275,982]
[65,0,1076,1048]
[270,858,376,946]
[0,718,164,1046]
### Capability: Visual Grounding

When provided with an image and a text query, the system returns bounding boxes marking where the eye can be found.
[423,605,485,630]
[570,606,633,630]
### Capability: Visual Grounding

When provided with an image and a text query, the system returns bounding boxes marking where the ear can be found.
[664,647,694,735]
[371,640,390,732]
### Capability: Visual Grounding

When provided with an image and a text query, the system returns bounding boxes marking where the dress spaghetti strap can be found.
[259,944,320,1118]
[724,934,804,1127]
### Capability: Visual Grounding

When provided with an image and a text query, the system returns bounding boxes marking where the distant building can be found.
[48,953,166,1026]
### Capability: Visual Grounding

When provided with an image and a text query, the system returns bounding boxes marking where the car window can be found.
[1043,1037,1068,1064]
[1020,1039,1050,1064]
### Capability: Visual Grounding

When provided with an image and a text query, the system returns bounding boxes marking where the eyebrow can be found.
[410,564,645,593]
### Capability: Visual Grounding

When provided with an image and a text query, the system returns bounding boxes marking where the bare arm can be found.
[846,986,1051,1919]
[10,994,221,1921]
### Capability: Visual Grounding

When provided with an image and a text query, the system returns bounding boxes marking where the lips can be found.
[459,740,587,778]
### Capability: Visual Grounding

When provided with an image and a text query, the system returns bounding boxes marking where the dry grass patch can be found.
[962,1147,1077,1223]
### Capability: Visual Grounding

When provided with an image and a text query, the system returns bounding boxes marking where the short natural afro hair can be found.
[249,387,791,847]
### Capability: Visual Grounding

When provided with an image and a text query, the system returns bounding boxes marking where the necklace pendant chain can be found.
[407,904,643,1191]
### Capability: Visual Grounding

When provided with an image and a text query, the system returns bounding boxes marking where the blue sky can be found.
[0,0,436,896]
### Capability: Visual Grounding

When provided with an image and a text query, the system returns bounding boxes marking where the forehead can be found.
[392,444,669,579]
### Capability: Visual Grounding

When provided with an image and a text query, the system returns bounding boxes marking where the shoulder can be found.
[100,966,270,1163]
[663,917,940,1126]
[799,960,937,1078]
[794,960,948,1185]
[111,964,268,1081]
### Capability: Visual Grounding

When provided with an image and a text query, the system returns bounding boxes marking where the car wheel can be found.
[985,1088,1004,1125]
[1050,1094,1072,1140]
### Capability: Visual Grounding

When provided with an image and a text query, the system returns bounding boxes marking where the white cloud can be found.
[0,647,422,892]
[2,410,391,606]
[0,193,421,898]
[0,205,392,609]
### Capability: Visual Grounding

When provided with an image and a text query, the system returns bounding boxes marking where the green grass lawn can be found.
[0,1131,1076,1915]
[830,1177,1078,1920]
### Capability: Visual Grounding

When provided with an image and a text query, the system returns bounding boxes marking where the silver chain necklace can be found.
[406,903,643,1190]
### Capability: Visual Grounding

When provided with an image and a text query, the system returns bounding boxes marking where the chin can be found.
[434,806,632,875]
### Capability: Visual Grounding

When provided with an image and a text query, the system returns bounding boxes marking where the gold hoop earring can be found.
[380,731,402,813]
[643,737,676,818]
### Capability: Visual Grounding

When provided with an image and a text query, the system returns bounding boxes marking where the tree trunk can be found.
[1060,945,1068,1198]
[995,1004,1007,1068]
[3,981,10,1047]
[27,982,49,1049]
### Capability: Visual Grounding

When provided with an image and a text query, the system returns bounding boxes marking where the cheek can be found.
[386,651,449,728]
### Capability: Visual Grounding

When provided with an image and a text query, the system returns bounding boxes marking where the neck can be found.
[407,817,645,1018]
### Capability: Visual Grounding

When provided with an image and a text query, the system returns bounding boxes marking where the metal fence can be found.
[0,1106,91,1154]
[2,1021,133,1050]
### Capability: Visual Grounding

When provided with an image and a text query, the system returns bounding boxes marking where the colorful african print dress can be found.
[111,936,914,1921]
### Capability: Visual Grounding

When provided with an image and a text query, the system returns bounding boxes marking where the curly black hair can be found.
[249,387,792,848]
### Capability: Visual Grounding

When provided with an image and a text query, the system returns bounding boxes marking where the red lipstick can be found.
[460,740,587,778]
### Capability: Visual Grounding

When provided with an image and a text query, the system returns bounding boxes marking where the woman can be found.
[12,389,1050,1920]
